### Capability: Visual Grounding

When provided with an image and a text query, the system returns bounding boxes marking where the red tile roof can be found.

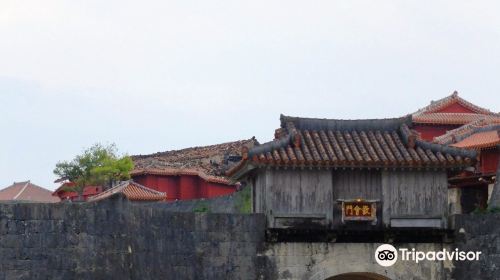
[413,113,500,125]
[0,181,60,203]
[131,139,257,185]
[434,119,500,144]
[411,93,500,151]
[412,92,500,125]
[130,168,233,185]
[413,91,498,116]
[431,116,500,150]
[87,181,166,202]
[452,130,500,150]
[228,115,477,178]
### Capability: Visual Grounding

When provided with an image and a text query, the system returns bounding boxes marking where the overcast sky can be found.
[1,1,499,190]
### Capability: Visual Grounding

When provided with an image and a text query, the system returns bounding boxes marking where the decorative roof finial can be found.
[452,90,458,97]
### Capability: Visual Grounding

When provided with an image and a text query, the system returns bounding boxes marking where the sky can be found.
[1,1,500,190]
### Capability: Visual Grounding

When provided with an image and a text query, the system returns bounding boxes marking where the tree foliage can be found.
[53,143,134,192]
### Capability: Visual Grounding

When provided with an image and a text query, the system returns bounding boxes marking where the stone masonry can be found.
[0,198,499,280]
[0,197,268,280]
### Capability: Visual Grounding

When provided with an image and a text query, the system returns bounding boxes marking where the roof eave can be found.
[227,162,257,183]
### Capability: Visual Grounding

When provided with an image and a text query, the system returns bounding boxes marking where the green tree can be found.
[53,143,134,194]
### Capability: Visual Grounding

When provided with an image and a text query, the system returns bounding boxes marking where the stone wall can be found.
[0,197,268,280]
[1,199,499,280]
[452,213,500,280]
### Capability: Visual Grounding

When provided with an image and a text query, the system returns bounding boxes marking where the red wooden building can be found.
[411,92,500,212]
[131,138,257,201]
[52,181,103,201]
[412,91,499,141]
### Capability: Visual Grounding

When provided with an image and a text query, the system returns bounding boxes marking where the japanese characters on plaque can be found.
[339,199,378,224]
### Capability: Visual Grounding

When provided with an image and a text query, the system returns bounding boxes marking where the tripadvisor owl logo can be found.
[374,244,482,267]
[375,244,398,267]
